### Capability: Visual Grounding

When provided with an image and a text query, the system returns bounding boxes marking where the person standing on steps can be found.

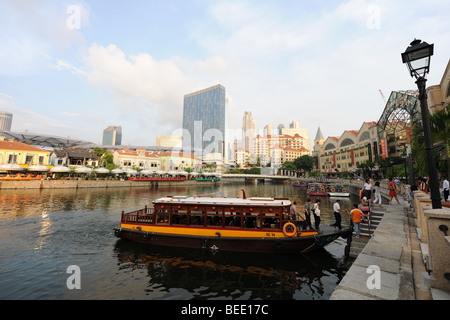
[348,203,367,238]
[389,177,400,205]
[361,179,372,203]
[373,180,382,207]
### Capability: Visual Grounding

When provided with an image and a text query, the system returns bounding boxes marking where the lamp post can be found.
[401,39,441,209]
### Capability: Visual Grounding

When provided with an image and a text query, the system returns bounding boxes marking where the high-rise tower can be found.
[182,84,226,156]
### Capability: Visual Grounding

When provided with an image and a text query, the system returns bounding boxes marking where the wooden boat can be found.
[114,194,351,254]
[0,174,44,181]
[307,184,328,196]
[127,176,186,182]
[194,177,221,182]
[327,185,350,197]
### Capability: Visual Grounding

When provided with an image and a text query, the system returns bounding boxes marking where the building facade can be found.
[113,149,160,171]
[182,84,226,156]
[427,59,450,114]
[0,139,51,168]
[242,111,256,154]
[156,135,182,148]
[0,111,13,132]
[102,126,122,146]
[316,122,379,173]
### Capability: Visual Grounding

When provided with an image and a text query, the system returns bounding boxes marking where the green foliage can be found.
[293,155,314,172]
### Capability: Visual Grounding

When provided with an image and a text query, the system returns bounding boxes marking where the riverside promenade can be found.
[331,185,450,300]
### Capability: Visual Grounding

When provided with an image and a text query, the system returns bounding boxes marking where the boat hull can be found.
[328,192,350,197]
[114,226,350,254]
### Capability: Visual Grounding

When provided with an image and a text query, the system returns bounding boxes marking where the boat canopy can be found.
[154,196,291,207]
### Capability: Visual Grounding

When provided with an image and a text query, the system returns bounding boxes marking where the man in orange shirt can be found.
[348,203,367,238]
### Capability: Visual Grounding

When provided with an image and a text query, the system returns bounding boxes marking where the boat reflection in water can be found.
[113,239,351,300]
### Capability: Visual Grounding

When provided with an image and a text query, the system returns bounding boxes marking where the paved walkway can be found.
[330,190,450,300]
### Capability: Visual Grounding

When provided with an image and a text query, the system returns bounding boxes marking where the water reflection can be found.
[113,239,351,300]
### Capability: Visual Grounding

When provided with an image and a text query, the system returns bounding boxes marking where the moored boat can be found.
[127,176,186,182]
[114,194,351,254]
[327,185,350,197]
[0,174,44,181]
[307,184,328,196]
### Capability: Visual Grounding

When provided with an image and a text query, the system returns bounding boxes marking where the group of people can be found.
[289,197,368,238]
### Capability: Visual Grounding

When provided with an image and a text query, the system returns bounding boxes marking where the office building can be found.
[182,84,226,156]
[0,111,13,131]
[242,111,256,153]
[102,126,122,146]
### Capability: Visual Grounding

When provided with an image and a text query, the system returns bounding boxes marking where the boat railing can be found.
[121,206,155,224]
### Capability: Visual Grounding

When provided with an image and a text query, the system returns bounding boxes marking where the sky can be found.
[0,0,449,149]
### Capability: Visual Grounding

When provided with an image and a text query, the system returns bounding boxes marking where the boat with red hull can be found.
[114,194,351,254]
[126,176,186,182]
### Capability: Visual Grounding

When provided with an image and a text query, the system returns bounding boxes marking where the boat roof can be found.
[154,196,291,206]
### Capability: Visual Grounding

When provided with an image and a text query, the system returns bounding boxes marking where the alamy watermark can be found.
[366,4,381,30]
[66,265,81,289]
[66,5,81,30]
[366,265,381,290]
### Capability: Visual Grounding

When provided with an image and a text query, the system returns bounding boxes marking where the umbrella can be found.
[124,168,137,175]
[75,166,93,174]
[140,169,154,175]
[50,165,71,173]
[0,163,25,171]
[156,170,166,175]
[189,172,199,175]
[27,165,50,172]
[94,168,110,174]
[111,168,124,174]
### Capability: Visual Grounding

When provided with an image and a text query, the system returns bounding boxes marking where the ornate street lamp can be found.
[401,39,441,209]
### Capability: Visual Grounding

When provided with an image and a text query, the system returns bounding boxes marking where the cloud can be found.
[0,0,90,76]
[0,92,92,139]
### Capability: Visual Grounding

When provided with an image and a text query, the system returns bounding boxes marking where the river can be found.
[0,181,361,300]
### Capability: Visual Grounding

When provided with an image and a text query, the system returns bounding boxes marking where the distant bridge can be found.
[222,174,292,181]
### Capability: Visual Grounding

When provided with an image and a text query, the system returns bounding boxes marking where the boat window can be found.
[224,207,242,227]
[156,209,170,224]
[206,209,223,226]
[243,212,258,228]
[172,209,188,225]
[189,210,204,226]
[260,210,281,229]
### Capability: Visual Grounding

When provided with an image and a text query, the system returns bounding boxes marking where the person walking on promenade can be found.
[348,203,367,238]
[361,179,372,202]
[442,176,449,202]
[304,199,312,228]
[332,199,347,229]
[312,199,321,230]
[373,181,382,207]
[389,177,400,205]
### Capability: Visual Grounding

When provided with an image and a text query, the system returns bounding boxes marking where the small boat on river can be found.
[127,176,186,182]
[307,184,328,196]
[114,193,351,254]
[327,185,350,197]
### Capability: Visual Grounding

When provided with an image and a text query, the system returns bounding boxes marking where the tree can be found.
[280,161,296,171]
[294,155,314,172]
[411,104,449,177]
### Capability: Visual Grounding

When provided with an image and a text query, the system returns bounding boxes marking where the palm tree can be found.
[430,104,449,177]
[411,104,449,177]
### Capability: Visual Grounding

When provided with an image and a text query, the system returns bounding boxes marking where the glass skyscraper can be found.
[102,126,122,146]
[182,84,226,156]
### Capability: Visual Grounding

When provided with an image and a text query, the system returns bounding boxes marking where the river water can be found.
[0,181,361,300]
